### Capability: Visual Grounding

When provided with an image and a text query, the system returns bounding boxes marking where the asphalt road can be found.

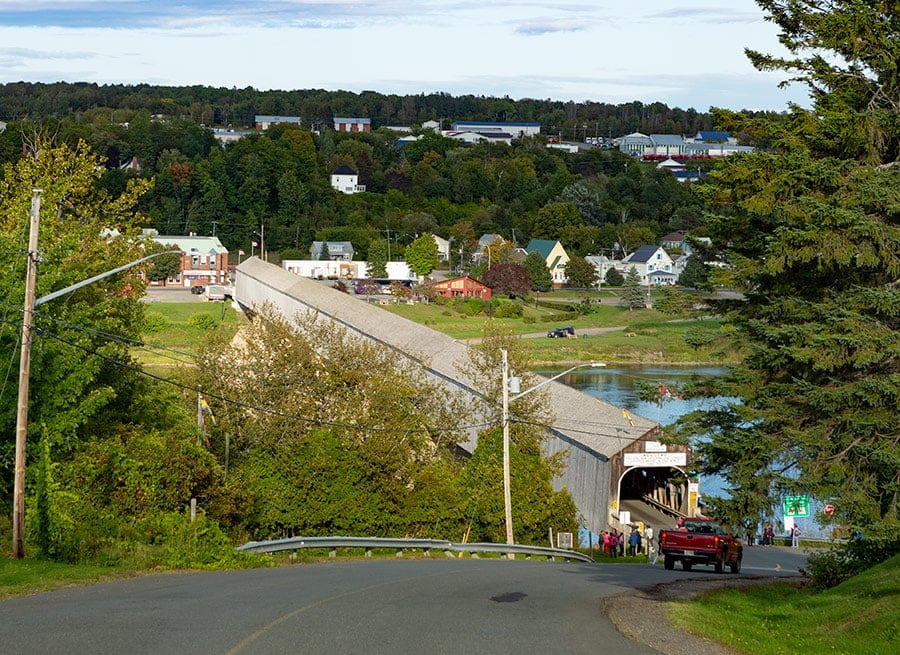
[0,546,807,654]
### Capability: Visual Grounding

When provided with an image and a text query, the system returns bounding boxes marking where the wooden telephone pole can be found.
[12,189,41,559]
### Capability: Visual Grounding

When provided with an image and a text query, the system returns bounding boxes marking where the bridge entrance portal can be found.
[615,466,694,531]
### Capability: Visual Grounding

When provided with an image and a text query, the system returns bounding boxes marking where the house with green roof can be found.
[525,239,569,287]
[145,230,230,289]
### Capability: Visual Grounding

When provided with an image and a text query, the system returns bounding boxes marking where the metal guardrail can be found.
[236,536,595,563]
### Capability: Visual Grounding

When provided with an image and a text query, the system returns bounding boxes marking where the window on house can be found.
[191,256,199,268]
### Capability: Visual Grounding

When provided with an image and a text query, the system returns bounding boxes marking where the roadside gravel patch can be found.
[605,575,798,654]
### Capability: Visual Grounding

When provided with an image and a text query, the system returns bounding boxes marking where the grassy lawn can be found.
[138,300,246,367]
[668,554,900,654]
[380,297,736,365]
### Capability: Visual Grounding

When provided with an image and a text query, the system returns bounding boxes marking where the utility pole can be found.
[12,189,41,559]
[501,348,515,555]
[260,224,266,262]
[499,353,606,561]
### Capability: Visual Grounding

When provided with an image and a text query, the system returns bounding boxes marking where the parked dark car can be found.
[190,285,205,295]
[547,326,575,338]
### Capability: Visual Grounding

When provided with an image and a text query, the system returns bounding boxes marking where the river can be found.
[547,365,826,540]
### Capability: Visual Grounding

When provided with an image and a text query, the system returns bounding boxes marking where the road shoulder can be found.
[605,575,799,655]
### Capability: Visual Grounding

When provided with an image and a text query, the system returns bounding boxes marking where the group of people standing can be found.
[599,525,653,558]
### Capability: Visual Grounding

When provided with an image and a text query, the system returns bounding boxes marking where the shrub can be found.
[804,522,900,588]
[654,287,693,315]
[188,314,218,330]
[804,549,850,589]
[577,298,597,315]
[144,312,171,333]
[683,329,716,351]
[152,511,265,570]
[462,298,485,315]
[605,268,624,286]
[494,302,523,318]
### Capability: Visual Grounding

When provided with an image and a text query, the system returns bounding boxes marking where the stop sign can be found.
[824,504,835,516]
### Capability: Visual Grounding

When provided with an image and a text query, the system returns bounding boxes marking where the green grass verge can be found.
[667,554,900,654]
[0,558,141,601]
[139,300,246,366]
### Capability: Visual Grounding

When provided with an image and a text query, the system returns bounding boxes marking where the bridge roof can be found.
[235,258,655,459]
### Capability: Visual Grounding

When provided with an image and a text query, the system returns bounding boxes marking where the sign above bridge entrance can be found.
[623,452,687,467]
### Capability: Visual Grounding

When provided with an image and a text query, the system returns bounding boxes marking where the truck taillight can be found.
[714,535,720,547]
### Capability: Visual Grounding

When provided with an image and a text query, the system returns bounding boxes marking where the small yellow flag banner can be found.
[198,393,216,447]
[623,409,634,427]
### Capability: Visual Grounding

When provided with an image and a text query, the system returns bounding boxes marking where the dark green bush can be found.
[462,298,486,315]
[804,549,850,588]
[494,301,523,318]
[804,522,900,588]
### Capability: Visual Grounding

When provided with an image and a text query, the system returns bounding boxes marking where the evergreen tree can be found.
[677,255,710,290]
[604,268,624,286]
[620,266,646,310]
[674,1,900,538]
[522,251,552,291]
[366,239,389,278]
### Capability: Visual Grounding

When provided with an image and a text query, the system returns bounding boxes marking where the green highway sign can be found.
[783,495,810,517]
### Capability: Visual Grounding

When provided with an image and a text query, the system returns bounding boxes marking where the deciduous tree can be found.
[564,255,598,289]
[405,233,438,278]
[482,263,532,298]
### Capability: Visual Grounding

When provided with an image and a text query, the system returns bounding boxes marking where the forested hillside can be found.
[0,84,732,266]
[0,82,735,139]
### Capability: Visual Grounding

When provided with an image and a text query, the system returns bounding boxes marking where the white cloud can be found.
[0,1,811,111]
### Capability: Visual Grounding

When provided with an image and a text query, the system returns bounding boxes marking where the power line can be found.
[36,328,494,436]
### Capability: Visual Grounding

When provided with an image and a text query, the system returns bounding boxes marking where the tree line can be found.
[0,108,712,276]
[0,82,743,141]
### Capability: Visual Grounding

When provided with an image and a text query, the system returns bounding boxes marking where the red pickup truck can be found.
[658,518,743,573]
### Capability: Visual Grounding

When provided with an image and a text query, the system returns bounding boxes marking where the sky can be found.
[0,1,811,112]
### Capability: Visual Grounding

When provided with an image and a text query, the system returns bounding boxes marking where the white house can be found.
[310,241,354,261]
[585,254,616,286]
[430,234,451,262]
[620,245,677,286]
[330,165,365,194]
[282,259,414,282]
[442,130,513,145]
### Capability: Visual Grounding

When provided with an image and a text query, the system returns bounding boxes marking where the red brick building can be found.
[146,231,230,289]
[432,275,491,300]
